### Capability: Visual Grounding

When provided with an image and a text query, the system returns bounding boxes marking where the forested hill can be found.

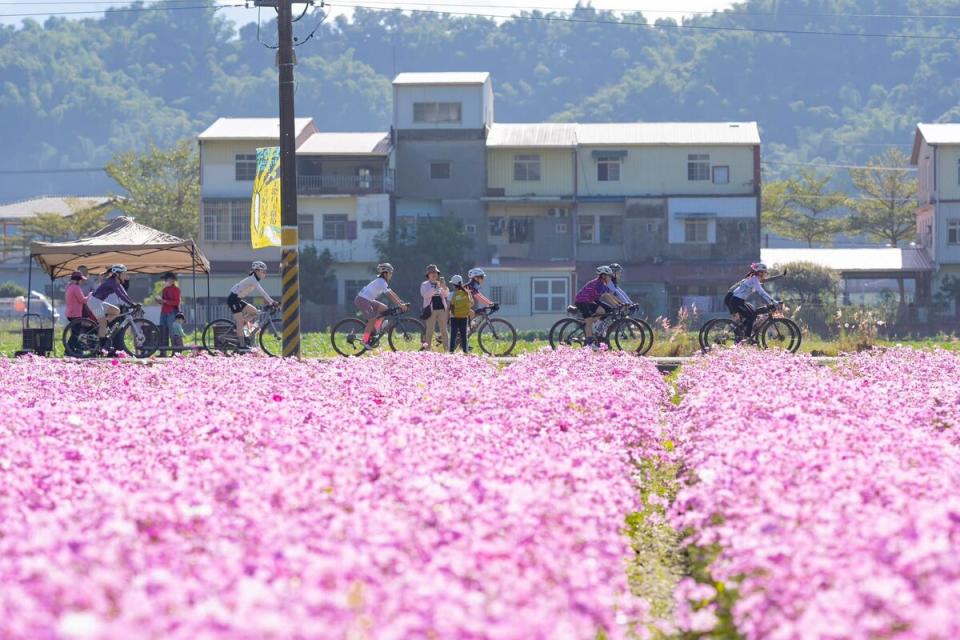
[1,0,958,200]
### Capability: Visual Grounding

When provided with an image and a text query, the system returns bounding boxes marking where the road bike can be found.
[202,303,282,356]
[548,303,654,355]
[429,305,518,356]
[330,305,425,357]
[63,304,161,358]
[698,302,802,353]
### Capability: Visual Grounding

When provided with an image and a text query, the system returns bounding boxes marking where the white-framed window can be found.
[597,157,621,182]
[688,154,710,181]
[489,285,518,306]
[712,165,730,185]
[578,219,595,243]
[235,154,257,181]
[464,223,478,234]
[323,214,348,240]
[532,277,568,313]
[230,204,250,242]
[203,200,249,242]
[430,162,451,180]
[948,219,960,245]
[684,220,709,243]
[413,102,462,124]
[298,214,315,241]
[513,154,541,181]
[556,223,568,234]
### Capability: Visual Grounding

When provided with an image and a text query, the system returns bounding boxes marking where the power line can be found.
[336,1,960,40]
[0,168,106,175]
[0,3,242,18]
[762,160,916,171]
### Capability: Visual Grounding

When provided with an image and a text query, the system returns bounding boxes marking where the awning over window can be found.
[591,149,628,159]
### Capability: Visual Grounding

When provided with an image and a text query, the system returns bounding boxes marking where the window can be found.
[235,154,257,181]
[204,201,247,242]
[684,220,709,243]
[599,217,623,244]
[298,214,315,241]
[949,220,960,245]
[361,220,384,230]
[464,223,478,234]
[556,223,568,234]
[489,285,518,307]
[712,165,730,185]
[508,217,532,243]
[687,154,710,181]
[323,214,348,240]
[231,205,250,242]
[357,167,372,189]
[957,159,960,185]
[344,279,366,302]
[413,102,462,124]
[532,277,568,313]
[513,155,541,181]
[597,157,621,182]
[578,219,595,243]
[489,217,505,237]
[430,162,451,180]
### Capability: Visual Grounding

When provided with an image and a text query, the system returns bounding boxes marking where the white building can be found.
[912,123,960,292]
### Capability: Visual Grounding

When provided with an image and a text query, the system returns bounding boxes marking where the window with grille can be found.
[489,285,518,306]
[323,214,348,240]
[949,220,960,245]
[532,277,568,313]
[235,154,257,181]
[489,217,505,237]
[712,165,730,184]
[430,162,451,180]
[513,155,541,181]
[508,217,533,243]
[202,201,230,241]
[230,202,250,242]
[298,214,315,241]
[413,102,462,123]
[597,157,621,182]
[684,220,709,243]
[688,154,710,181]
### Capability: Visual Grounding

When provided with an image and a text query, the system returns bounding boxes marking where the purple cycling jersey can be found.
[574,278,610,304]
[92,278,134,305]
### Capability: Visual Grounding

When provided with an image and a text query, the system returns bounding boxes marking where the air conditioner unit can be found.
[546,207,568,218]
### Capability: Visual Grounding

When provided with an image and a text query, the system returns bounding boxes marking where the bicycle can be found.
[548,303,654,355]
[63,304,161,358]
[430,304,518,356]
[330,305,424,357]
[698,301,802,353]
[201,303,282,356]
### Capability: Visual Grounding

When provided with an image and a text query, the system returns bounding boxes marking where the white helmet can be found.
[377,262,394,274]
[596,265,614,276]
[109,264,127,273]
[449,274,464,286]
[251,261,267,271]
[468,268,486,279]
[750,262,769,273]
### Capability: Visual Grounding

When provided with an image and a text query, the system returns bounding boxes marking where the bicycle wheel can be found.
[548,318,575,349]
[556,319,587,348]
[634,318,654,356]
[700,318,740,352]
[477,318,517,357]
[202,319,241,355]
[611,318,648,354]
[760,318,802,353]
[63,318,100,358]
[331,318,367,357]
[258,321,282,357]
[388,318,425,352]
[120,318,161,358]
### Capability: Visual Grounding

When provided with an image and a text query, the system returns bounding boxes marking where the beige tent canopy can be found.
[30,216,210,279]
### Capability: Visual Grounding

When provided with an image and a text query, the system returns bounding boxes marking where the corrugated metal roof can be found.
[0,196,117,220]
[487,123,578,147]
[298,132,392,156]
[198,117,314,140]
[916,123,960,145]
[392,72,490,86]
[577,122,760,146]
[761,248,934,272]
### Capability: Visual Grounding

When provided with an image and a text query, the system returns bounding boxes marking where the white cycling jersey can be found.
[231,275,273,303]
[730,275,775,305]
[358,277,390,301]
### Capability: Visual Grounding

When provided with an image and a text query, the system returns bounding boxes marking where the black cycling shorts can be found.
[227,292,253,314]
[576,302,600,318]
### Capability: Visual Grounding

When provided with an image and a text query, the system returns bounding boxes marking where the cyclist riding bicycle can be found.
[87,264,137,351]
[574,265,623,348]
[355,263,408,349]
[228,261,277,347]
[465,268,497,312]
[724,262,779,341]
[608,263,633,305]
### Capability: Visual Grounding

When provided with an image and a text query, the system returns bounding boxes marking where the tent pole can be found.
[26,254,33,315]
[191,244,198,341]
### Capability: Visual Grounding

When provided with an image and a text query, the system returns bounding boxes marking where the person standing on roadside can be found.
[447,275,473,353]
[64,271,90,354]
[419,264,449,351]
[157,272,181,345]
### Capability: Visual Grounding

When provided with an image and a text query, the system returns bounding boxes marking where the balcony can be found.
[297,170,394,196]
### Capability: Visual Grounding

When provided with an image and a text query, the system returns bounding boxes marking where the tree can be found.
[0,281,26,297]
[106,139,200,239]
[762,171,847,247]
[771,261,840,306]
[373,216,474,304]
[299,245,338,305]
[847,148,917,246]
[20,200,109,242]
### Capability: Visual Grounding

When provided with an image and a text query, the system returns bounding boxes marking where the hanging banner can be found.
[251,146,282,249]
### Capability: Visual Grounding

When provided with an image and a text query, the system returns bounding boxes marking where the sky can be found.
[0,0,739,29]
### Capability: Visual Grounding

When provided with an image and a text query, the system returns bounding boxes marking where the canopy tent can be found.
[28,217,211,326]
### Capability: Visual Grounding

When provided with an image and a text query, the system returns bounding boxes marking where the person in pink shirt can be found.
[64,271,90,354]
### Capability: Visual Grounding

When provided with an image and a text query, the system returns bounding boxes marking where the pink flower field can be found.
[2,347,960,639]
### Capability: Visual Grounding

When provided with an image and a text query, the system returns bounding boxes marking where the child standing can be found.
[447,275,473,353]
[170,312,187,349]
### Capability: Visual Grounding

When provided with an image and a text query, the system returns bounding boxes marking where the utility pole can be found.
[257,0,304,357]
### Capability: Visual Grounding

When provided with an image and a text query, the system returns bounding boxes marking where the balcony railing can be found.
[297,171,394,195]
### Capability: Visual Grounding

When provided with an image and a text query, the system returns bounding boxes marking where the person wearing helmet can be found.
[607,263,633,305]
[355,262,408,349]
[724,262,779,341]
[465,267,495,311]
[574,266,623,348]
[447,274,473,353]
[87,264,137,351]
[228,261,277,347]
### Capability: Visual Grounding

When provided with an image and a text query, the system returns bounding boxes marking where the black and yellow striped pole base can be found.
[280,226,302,358]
